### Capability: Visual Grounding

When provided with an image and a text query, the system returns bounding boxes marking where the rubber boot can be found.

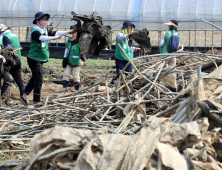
[59,80,68,92]
[63,80,68,88]
[19,86,25,97]
[75,82,80,90]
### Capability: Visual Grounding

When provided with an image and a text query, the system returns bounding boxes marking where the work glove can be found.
[51,35,62,40]
[80,55,86,62]
[0,55,6,63]
[136,48,142,52]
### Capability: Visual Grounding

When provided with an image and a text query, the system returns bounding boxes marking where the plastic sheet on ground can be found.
[144,116,209,147]
[16,116,211,170]
[161,72,178,91]
[157,142,187,170]
[192,160,222,170]
[196,65,222,110]
[75,128,158,170]
[30,125,108,154]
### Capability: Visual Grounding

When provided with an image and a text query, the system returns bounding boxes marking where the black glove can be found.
[80,55,86,62]
[62,58,68,68]
[73,20,81,32]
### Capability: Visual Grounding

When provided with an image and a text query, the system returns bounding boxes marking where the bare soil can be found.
[5,65,115,104]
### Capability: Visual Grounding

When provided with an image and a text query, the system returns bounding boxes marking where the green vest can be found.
[28,28,49,62]
[161,30,181,54]
[0,38,3,45]
[66,38,80,66]
[0,38,4,67]
[4,32,21,58]
[115,33,133,61]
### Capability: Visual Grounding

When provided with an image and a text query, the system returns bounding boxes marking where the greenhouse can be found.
[1,0,222,30]
[0,0,222,51]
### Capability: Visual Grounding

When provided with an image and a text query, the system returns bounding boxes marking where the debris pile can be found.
[0,46,19,77]
[15,117,221,170]
[129,28,152,54]
[69,12,152,60]
[70,11,112,60]
[1,50,222,169]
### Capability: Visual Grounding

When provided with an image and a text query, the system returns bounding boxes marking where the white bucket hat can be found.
[0,24,9,32]
[164,21,178,27]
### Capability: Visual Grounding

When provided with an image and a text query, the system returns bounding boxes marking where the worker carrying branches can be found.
[0,24,24,99]
[59,24,83,93]
[110,21,141,85]
[20,12,75,106]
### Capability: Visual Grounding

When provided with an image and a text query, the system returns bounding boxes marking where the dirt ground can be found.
[4,64,115,105]
[0,64,115,164]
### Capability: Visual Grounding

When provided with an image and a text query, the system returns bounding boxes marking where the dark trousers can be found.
[1,69,10,97]
[1,59,24,97]
[24,57,43,102]
[111,58,132,84]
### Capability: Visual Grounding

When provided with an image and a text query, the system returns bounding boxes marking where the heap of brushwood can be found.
[1,49,222,169]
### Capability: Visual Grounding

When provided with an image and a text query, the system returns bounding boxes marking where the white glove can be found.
[68,29,76,34]
[0,55,6,63]
[55,35,62,40]
[2,57,6,63]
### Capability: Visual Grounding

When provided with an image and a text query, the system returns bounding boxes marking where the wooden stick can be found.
[142,61,165,99]
[116,75,138,92]
[78,104,95,121]
[0,122,6,131]
[13,47,23,52]
[117,43,167,94]
[105,80,110,102]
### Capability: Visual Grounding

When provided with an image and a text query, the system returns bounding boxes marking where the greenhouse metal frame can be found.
[1,0,222,51]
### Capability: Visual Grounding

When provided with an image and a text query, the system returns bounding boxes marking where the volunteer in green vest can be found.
[21,12,75,105]
[160,20,181,67]
[59,25,83,92]
[110,21,141,85]
[0,24,24,98]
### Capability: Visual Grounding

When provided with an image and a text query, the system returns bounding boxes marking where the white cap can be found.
[0,24,8,32]
[164,21,177,27]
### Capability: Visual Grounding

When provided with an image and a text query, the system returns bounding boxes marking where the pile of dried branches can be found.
[1,46,222,169]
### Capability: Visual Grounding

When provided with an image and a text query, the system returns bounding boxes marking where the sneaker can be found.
[59,88,67,92]
[20,96,29,106]
[109,80,115,87]
[109,83,115,87]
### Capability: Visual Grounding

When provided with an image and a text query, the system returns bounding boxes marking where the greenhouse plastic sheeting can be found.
[0,0,222,30]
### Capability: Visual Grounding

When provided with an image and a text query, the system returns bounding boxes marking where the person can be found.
[160,20,181,67]
[20,12,75,105]
[110,21,140,85]
[0,24,25,98]
[59,25,83,92]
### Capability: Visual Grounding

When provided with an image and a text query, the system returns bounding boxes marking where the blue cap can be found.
[121,21,135,29]
[33,12,50,24]
[70,25,74,30]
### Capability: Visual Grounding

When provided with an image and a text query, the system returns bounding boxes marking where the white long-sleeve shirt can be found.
[116,32,136,52]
